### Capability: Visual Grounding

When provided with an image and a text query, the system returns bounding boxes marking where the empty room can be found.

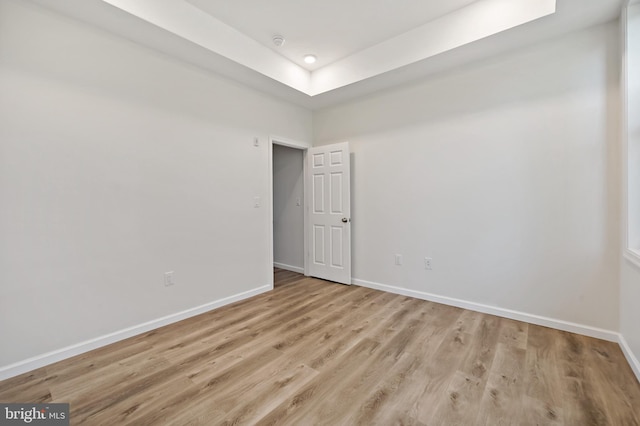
[1,0,640,424]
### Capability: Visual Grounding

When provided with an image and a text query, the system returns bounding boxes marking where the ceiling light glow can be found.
[304,54,317,64]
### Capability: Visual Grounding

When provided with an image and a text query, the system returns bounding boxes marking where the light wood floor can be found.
[1,269,639,425]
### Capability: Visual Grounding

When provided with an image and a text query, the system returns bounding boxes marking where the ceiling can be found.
[27,0,625,109]
[185,0,479,70]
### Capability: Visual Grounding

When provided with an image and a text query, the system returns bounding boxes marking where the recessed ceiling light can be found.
[304,54,317,64]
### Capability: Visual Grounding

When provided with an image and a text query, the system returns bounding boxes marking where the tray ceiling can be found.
[25,0,624,108]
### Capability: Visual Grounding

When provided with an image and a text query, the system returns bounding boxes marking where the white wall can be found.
[272,145,305,271]
[0,0,312,371]
[315,22,621,333]
[620,2,640,377]
[0,0,631,379]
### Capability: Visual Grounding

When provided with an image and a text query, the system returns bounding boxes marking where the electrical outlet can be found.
[164,271,175,286]
[254,196,261,208]
[395,254,403,266]
[424,257,433,270]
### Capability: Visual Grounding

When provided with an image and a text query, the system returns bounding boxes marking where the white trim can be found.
[269,136,310,277]
[622,3,630,257]
[622,3,640,259]
[267,137,275,291]
[303,149,309,277]
[624,248,640,269]
[0,285,271,381]
[619,1,640,386]
[269,135,311,150]
[352,278,619,342]
[619,334,640,382]
[273,262,304,274]
[622,3,635,263]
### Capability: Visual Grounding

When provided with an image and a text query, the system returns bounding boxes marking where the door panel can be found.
[330,226,344,267]
[313,175,324,213]
[313,225,325,265]
[307,142,351,285]
[330,173,343,213]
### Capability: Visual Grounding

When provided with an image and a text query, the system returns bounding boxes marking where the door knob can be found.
[341,218,349,223]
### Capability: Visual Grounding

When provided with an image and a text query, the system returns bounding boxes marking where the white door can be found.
[307,142,351,285]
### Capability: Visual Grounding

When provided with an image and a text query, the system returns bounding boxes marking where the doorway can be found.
[272,143,305,275]
[268,138,352,288]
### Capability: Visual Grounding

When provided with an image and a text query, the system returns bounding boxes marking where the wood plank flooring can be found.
[1,269,639,425]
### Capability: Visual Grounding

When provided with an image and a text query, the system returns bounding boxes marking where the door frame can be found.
[268,136,311,289]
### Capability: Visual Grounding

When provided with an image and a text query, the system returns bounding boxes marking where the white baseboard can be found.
[274,262,304,274]
[619,334,640,382]
[0,285,271,381]
[352,278,619,343]
[4,278,635,383]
